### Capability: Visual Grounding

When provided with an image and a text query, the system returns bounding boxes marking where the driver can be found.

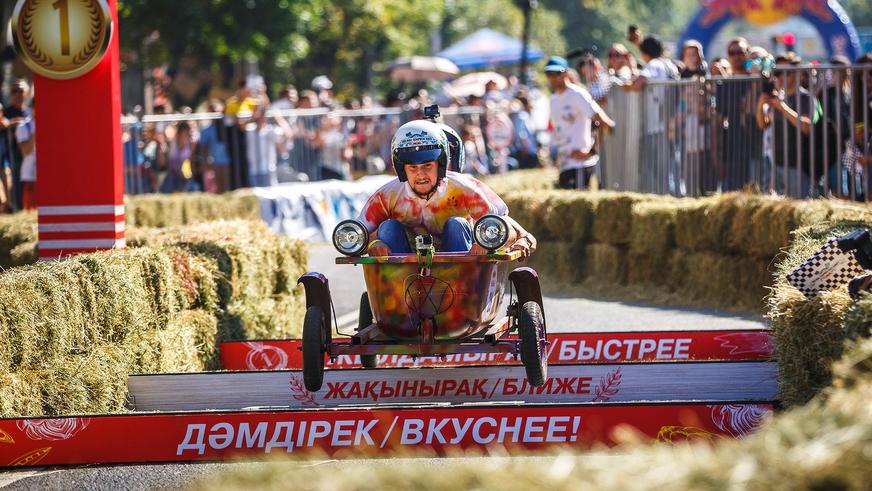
[359,119,536,257]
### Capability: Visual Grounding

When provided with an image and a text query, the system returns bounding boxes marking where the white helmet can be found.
[390,120,451,182]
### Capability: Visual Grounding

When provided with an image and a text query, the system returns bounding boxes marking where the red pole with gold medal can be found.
[9,0,123,259]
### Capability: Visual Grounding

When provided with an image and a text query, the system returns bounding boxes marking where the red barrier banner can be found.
[220,330,773,371]
[0,403,772,468]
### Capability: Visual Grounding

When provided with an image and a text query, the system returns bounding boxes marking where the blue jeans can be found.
[377,217,472,253]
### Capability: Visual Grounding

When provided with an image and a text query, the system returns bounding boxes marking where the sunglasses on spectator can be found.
[608,52,621,57]
[728,50,745,56]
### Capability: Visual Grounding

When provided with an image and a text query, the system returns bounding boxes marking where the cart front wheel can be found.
[302,305,327,391]
[518,300,547,387]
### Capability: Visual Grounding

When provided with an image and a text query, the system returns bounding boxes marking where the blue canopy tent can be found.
[437,28,543,70]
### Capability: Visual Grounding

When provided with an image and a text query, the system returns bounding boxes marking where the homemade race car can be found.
[298,214,548,392]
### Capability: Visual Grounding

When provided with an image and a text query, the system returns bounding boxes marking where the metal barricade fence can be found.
[600,66,872,200]
[120,106,486,196]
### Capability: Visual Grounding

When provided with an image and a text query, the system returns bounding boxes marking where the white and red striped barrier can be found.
[37,204,126,260]
[220,329,774,371]
[0,402,771,468]
[128,362,777,412]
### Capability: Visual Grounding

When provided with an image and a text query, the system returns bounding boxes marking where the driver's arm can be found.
[505,215,537,258]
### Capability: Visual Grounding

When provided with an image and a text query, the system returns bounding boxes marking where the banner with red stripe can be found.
[220,330,773,371]
[0,402,772,468]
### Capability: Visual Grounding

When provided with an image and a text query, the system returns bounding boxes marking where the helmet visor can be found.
[396,145,443,166]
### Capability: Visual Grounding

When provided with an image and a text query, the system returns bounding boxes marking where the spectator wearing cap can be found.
[312,75,334,108]
[545,55,615,190]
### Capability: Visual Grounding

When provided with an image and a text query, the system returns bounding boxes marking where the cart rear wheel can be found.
[358,293,378,368]
[518,300,547,387]
[302,305,327,391]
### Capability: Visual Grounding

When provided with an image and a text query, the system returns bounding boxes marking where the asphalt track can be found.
[0,244,766,490]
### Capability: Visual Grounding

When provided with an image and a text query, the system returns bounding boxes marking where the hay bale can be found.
[725,197,831,259]
[541,192,599,243]
[592,193,643,246]
[673,199,715,252]
[0,218,309,417]
[667,252,770,311]
[526,241,584,287]
[504,192,554,240]
[584,243,627,285]
[0,372,41,418]
[844,292,872,341]
[832,336,872,389]
[763,222,871,406]
[626,251,666,286]
[224,294,307,341]
[482,168,558,195]
[629,201,678,257]
[126,191,260,228]
[0,262,103,373]
[0,210,36,269]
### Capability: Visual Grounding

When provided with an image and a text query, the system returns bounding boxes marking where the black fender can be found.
[297,272,333,330]
[509,267,546,329]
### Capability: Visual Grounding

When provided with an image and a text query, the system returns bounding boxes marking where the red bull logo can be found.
[700,0,833,27]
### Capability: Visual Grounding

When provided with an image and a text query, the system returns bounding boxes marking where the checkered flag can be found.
[787,238,867,299]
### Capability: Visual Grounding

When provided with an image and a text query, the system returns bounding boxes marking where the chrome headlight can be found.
[333,220,368,256]
[474,215,509,252]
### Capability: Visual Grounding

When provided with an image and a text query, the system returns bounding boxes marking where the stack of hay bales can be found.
[503,187,870,313]
[766,219,872,406]
[0,220,306,418]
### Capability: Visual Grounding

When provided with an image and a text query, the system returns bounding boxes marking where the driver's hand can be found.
[510,236,535,260]
[367,240,391,257]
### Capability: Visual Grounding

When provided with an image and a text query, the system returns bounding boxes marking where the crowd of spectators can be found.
[2,30,870,210]
[117,71,547,197]
[568,27,872,199]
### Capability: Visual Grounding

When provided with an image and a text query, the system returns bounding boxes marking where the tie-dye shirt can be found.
[358,171,508,239]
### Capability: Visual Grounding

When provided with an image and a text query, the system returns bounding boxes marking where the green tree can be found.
[540,0,697,57]
[118,0,568,105]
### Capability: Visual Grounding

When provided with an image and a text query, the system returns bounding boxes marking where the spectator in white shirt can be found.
[545,56,615,190]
